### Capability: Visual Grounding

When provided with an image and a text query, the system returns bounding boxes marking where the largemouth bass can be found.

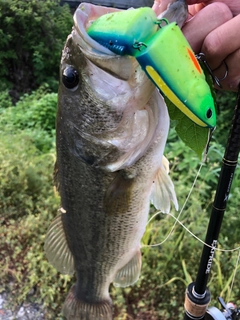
[45,3,180,319]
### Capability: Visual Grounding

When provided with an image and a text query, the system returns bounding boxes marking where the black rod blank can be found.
[195,90,240,295]
[184,88,240,319]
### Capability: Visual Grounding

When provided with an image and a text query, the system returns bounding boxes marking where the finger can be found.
[199,0,240,17]
[182,3,232,53]
[213,49,240,91]
[152,0,171,15]
[152,0,162,14]
[187,3,205,15]
[202,15,240,70]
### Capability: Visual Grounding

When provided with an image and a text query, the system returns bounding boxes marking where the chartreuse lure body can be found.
[87,7,158,55]
[87,8,216,128]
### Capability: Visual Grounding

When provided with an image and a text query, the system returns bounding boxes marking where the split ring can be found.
[215,60,229,81]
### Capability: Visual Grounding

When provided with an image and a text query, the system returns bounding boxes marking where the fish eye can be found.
[62,67,79,89]
[206,108,213,119]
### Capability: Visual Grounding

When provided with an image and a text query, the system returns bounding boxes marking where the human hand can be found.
[187,0,240,16]
[183,0,240,91]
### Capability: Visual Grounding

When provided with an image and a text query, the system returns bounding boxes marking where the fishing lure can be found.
[87,8,216,128]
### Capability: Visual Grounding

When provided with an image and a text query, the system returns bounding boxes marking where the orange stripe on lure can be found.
[87,8,216,128]
[187,48,202,74]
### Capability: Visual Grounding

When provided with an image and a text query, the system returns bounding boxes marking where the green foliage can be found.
[0,95,68,318]
[0,85,56,153]
[0,133,55,220]
[0,129,69,317]
[0,0,72,93]
[1,85,57,134]
[0,89,12,108]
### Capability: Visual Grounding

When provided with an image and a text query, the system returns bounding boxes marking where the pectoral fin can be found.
[113,249,142,287]
[104,172,135,215]
[150,156,178,213]
[44,213,75,275]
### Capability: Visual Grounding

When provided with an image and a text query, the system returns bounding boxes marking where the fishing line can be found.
[143,161,204,248]
[143,161,240,254]
[167,213,240,253]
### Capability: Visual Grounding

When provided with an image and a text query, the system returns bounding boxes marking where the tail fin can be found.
[63,285,113,320]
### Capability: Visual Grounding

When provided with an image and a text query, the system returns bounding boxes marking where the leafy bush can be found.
[0,0,72,94]
[0,90,12,109]
[0,85,57,153]
[0,130,67,315]
[0,133,55,220]
[1,85,57,134]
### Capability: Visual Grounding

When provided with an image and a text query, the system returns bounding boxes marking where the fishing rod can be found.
[184,86,240,320]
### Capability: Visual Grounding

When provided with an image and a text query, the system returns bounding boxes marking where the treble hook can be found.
[196,52,228,88]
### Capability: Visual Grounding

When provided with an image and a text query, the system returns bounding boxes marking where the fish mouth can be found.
[72,2,138,80]
[73,2,120,56]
